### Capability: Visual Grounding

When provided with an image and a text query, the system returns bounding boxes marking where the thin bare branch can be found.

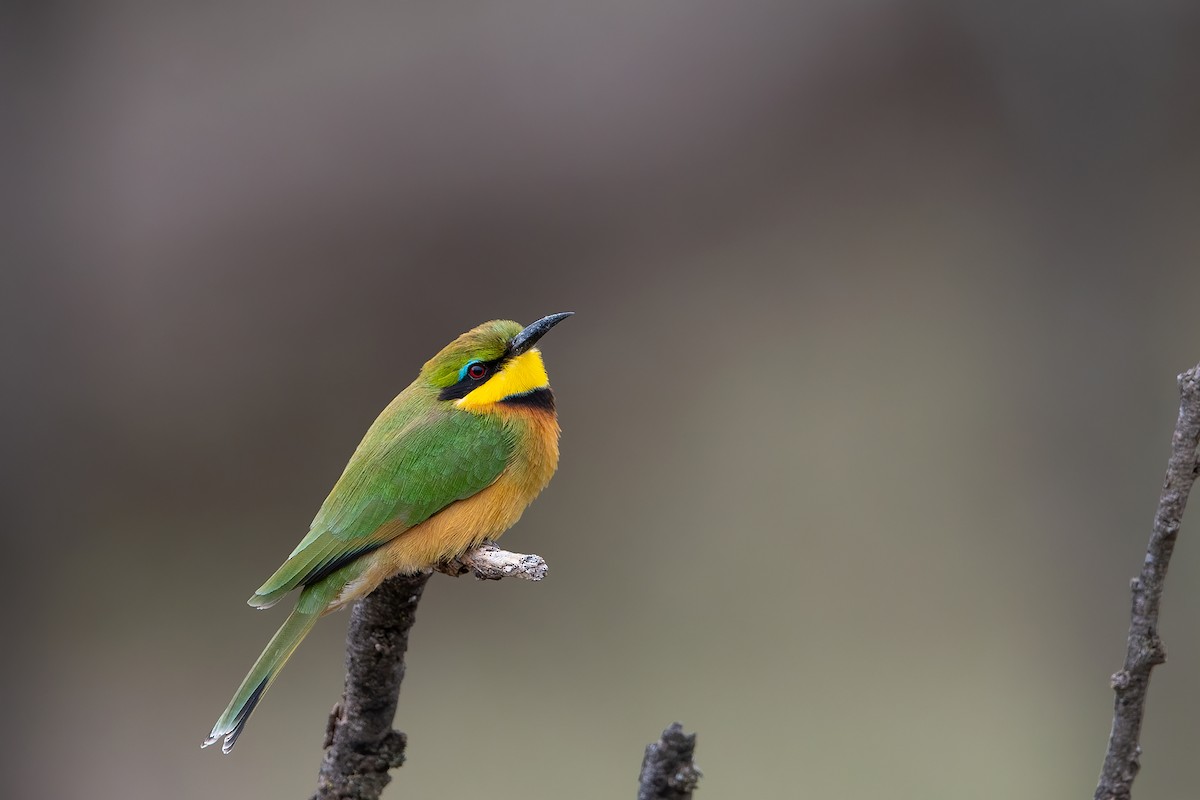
[436,541,548,581]
[1095,362,1200,800]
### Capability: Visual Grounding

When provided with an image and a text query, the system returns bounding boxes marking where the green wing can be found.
[249,405,512,607]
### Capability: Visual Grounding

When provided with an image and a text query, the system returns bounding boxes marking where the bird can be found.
[203,312,572,753]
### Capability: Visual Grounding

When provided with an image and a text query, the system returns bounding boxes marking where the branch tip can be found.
[437,541,548,581]
[638,723,702,800]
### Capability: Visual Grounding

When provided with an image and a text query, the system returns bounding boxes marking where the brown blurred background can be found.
[6,1,1200,798]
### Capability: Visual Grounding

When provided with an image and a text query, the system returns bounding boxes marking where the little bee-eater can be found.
[204,313,572,753]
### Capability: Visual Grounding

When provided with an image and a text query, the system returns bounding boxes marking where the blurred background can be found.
[6,1,1200,798]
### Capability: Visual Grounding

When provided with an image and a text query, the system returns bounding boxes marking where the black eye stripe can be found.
[438,356,508,401]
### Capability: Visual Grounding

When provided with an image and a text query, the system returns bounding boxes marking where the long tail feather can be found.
[203,582,335,753]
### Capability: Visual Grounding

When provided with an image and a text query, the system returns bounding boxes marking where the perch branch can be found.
[638,722,702,800]
[1094,362,1200,800]
[436,541,548,581]
[312,542,547,800]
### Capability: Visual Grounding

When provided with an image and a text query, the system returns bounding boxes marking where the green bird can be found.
[204,313,572,753]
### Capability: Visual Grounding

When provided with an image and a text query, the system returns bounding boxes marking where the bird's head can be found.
[422,312,573,412]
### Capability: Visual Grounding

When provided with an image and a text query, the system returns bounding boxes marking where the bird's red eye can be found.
[467,362,488,380]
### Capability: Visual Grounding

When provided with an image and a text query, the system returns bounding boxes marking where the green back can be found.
[251,389,512,604]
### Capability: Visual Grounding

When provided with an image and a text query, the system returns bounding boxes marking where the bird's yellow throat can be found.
[456,349,550,411]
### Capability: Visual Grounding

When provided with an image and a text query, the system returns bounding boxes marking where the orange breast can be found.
[332,403,560,609]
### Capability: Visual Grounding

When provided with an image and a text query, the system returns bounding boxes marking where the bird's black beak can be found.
[509,312,573,356]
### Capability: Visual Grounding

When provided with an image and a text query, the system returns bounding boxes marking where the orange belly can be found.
[330,405,559,610]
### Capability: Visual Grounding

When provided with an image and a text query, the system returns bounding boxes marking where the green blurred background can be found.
[7,2,1200,798]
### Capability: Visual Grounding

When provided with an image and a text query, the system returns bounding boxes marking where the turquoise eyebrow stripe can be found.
[457,360,479,382]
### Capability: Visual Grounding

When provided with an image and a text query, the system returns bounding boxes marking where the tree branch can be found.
[638,723,702,800]
[312,542,547,800]
[436,541,548,581]
[1095,362,1200,800]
